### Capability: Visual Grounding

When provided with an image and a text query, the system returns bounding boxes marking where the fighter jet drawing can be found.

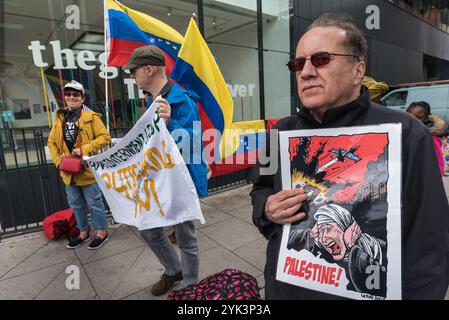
[316,147,361,173]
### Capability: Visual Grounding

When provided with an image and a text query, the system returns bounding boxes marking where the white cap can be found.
[63,80,85,95]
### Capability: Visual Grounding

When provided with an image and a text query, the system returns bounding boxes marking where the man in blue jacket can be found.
[125,45,207,296]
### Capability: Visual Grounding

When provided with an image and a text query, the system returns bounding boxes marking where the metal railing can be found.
[0,126,252,238]
[0,127,66,238]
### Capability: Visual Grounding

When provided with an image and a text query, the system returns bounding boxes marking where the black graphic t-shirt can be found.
[64,108,81,153]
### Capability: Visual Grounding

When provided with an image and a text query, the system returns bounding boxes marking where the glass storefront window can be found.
[0,0,198,168]
[0,0,295,170]
[1,0,105,129]
[392,0,449,33]
[203,0,260,121]
[211,43,260,121]
[262,0,290,52]
[0,0,197,131]
[264,50,291,119]
[263,0,291,119]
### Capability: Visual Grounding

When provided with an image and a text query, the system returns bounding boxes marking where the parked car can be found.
[379,81,449,120]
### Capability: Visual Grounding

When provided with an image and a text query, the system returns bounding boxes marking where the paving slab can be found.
[234,237,267,273]
[110,246,165,299]
[194,202,233,229]
[196,230,219,253]
[128,225,144,241]
[1,238,76,280]
[74,227,120,264]
[0,261,68,299]
[201,193,250,213]
[227,204,253,224]
[0,234,48,279]
[199,246,262,280]
[212,184,252,199]
[200,217,262,251]
[121,285,177,300]
[83,247,143,300]
[82,225,145,264]
[34,259,96,300]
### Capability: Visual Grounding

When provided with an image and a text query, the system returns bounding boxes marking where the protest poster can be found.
[276,124,402,300]
[442,136,449,176]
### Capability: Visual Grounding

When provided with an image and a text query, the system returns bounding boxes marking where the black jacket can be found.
[250,87,449,299]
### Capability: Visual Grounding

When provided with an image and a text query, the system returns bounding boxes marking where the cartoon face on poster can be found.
[277,124,402,300]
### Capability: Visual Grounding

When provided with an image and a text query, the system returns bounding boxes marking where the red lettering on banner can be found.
[284,257,343,287]
[283,257,291,273]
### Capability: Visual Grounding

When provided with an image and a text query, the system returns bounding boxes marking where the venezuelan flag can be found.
[211,120,266,177]
[105,0,183,74]
[170,18,234,162]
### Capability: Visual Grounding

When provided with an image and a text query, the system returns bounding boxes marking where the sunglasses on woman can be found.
[287,52,360,72]
[64,91,82,98]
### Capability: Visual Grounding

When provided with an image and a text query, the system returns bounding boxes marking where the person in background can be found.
[406,101,448,176]
[47,80,111,250]
[362,75,389,103]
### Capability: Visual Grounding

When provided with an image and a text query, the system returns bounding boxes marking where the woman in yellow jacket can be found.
[48,81,111,250]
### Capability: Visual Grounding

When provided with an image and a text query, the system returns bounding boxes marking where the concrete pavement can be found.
[0,184,265,300]
[0,178,448,300]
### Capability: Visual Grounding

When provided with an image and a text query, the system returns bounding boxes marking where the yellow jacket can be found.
[47,108,111,186]
[362,76,389,103]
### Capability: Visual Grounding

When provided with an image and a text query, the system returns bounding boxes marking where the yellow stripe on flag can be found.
[177,18,234,158]
[221,120,266,158]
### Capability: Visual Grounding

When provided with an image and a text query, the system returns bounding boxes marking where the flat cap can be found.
[123,45,165,71]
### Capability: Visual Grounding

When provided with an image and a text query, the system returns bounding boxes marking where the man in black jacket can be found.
[250,13,449,299]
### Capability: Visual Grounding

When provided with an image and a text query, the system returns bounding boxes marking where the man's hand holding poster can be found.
[277,124,402,300]
[84,101,205,231]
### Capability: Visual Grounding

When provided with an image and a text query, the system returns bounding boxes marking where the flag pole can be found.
[109,78,116,127]
[57,69,66,108]
[40,67,51,128]
[104,0,110,132]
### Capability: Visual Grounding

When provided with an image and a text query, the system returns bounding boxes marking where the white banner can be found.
[85,100,205,230]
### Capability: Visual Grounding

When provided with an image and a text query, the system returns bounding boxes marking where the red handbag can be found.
[59,114,84,174]
[59,156,83,174]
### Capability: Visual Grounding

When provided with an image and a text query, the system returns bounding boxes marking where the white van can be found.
[379,83,449,121]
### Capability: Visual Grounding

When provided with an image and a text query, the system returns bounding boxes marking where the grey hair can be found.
[307,12,368,62]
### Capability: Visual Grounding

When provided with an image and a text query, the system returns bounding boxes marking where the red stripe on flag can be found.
[108,38,175,72]
[210,150,259,177]
[196,101,218,165]
[161,51,175,75]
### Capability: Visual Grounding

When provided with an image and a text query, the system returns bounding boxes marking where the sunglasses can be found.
[64,91,82,98]
[287,52,360,72]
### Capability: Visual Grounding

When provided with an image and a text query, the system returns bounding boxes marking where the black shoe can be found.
[88,233,109,250]
[66,233,90,249]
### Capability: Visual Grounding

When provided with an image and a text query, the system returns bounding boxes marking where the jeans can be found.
[140,220,199,288]
[65,183,108,232]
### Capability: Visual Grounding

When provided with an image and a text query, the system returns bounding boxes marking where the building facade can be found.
[1,0,449,235]
[1,0,449,130]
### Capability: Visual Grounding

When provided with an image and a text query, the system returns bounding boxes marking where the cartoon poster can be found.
[276,124,402,300]
[442,137,449,176]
